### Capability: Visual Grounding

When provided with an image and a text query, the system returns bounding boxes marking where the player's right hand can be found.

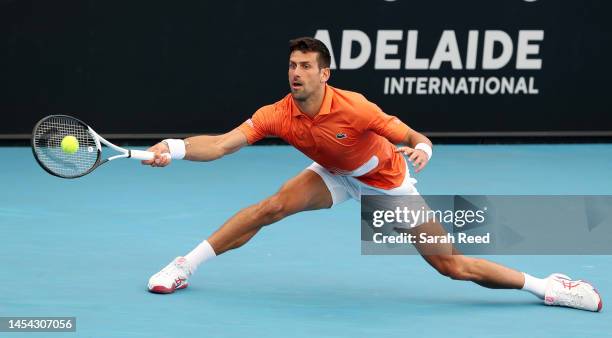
[141,142,171,167]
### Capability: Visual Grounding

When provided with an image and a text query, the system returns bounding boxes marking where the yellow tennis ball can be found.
[61,135,79,154]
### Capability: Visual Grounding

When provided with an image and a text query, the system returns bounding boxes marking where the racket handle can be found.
[130,150,171,161]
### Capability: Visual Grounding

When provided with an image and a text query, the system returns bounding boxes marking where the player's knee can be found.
[435,256,471,281]
[256,195,289,223]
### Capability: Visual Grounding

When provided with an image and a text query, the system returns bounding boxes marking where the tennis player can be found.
[143,37,602,311]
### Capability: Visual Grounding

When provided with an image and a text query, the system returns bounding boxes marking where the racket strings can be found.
[33,116,99,177]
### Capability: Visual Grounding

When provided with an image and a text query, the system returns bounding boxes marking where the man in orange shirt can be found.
[143,37,601,311]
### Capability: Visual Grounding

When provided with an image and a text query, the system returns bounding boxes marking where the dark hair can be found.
[288,37,331,69]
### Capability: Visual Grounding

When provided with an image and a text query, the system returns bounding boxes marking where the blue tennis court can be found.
[1,144,611,337]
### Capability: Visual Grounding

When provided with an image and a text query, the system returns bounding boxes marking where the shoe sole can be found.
[148,283,189,294]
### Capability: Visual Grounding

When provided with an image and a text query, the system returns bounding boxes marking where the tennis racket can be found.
[31,115,168,179]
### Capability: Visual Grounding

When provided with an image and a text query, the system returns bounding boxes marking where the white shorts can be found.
[306,161,420,206]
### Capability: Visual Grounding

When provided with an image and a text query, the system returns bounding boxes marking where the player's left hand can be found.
[395,146,429,173]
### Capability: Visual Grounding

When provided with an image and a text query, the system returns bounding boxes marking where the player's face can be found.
[288,51,328,101]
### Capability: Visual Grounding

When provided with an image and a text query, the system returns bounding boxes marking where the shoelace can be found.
[158,261,189,279]
[552,283,586,307]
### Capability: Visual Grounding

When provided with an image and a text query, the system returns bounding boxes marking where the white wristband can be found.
[414,143,432,160]
[162,139,186,160]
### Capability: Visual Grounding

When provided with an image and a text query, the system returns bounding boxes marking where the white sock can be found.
[184,240,216,273]
[521,272,547,299]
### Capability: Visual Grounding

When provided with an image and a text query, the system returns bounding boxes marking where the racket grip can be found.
[130,150,171,161]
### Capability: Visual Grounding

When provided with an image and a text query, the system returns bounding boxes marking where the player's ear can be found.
[320,67,330,83]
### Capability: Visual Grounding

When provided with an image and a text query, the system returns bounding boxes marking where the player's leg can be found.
[147,168,334,293]
[360,165,602,311]
[408,220,602,311]
[207,169,333,255]
[406,221,524,289]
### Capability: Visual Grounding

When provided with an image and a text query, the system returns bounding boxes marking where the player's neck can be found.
[295,86,326,118]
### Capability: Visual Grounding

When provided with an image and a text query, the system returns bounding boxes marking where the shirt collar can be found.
[291,84,334,117]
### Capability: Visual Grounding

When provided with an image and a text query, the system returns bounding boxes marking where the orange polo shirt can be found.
[238,85,410,189]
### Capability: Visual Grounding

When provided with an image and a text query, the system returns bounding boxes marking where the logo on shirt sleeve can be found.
[336,132,347,139]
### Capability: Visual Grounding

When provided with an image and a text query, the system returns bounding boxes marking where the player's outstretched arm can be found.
[184,128,248,161]
[142,128,248,167]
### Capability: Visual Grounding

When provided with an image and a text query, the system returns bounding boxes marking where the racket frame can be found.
[32,114,160,179]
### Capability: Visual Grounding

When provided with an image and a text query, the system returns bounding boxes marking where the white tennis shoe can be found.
[544,273,603,312]
[147,257,192,294]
